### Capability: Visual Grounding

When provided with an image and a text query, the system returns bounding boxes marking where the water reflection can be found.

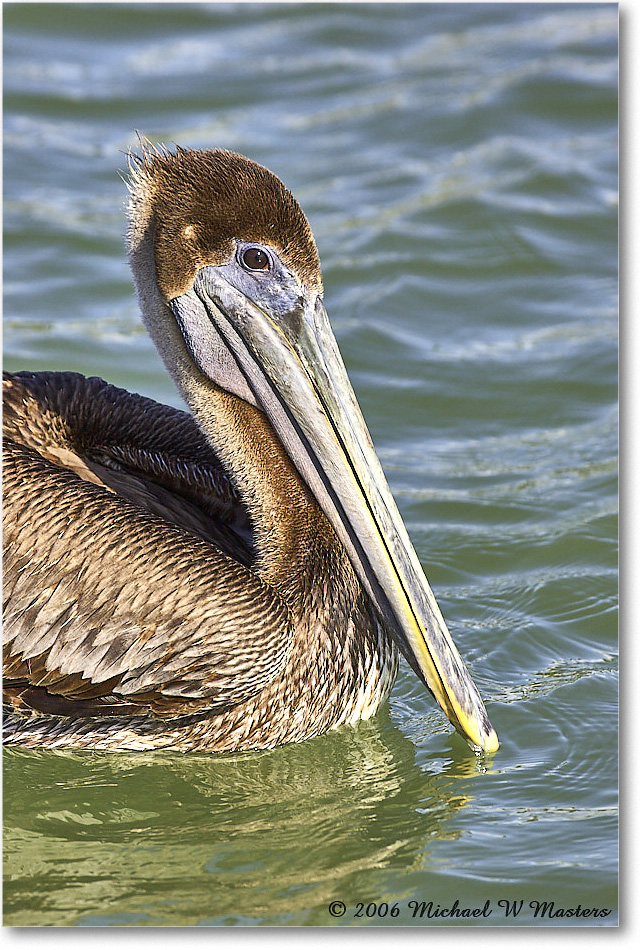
[4,714,491,925]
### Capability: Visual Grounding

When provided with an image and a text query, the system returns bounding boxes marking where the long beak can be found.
[170,268,498,754]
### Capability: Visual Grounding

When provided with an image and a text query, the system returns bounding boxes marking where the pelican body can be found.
[3,144,498,754]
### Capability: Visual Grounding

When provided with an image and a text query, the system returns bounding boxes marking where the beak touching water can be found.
[170,264,499,754]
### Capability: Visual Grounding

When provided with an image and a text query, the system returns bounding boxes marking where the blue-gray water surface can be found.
[3,2,618,928]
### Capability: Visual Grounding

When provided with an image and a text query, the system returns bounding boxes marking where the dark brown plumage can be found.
[3,370,395,750]
[2,143,498,754]
[129,145,322,300]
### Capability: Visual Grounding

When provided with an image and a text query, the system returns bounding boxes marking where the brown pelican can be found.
[3,143,498,754]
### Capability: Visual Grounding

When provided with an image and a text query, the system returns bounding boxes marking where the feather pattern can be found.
[1,144,440,753]
[3,370,398,750]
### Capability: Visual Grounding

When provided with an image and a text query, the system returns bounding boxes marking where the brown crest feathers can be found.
[127,144,322,299]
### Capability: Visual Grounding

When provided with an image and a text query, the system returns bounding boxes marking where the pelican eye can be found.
[241,246,271,271]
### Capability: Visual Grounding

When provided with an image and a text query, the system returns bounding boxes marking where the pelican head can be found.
[126,143,498,754]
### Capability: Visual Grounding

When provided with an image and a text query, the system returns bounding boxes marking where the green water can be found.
[3,2,618,928]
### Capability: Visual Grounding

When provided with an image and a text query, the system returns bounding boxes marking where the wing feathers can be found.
[3,372,293,721]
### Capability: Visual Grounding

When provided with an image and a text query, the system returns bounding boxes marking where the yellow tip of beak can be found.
[458,716,499,754]
[441,686,499,754]
[477,726,500,755]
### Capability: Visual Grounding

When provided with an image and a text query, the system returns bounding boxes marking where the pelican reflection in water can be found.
[3,143,498,754]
